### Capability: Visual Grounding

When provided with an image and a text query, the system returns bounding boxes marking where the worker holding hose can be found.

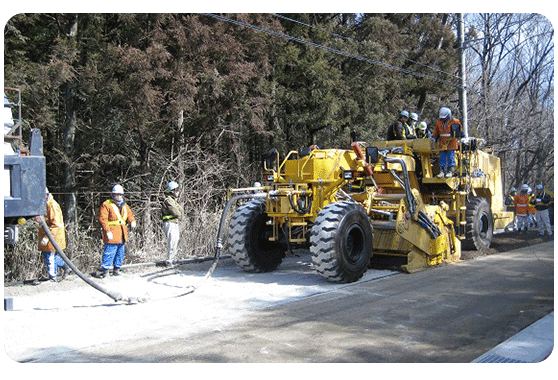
[95,184,136,278]
[38,188,70,282]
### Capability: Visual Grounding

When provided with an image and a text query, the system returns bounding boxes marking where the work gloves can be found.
[105,221,136,240]
[40,236,49,246]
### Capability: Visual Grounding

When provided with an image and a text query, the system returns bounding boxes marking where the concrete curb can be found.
[472,311,554,363]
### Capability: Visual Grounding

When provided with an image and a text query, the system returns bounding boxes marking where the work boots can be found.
[94,268,109,278]
[60,264,71,280]
[445,167,454,178]
[112,268,121,276]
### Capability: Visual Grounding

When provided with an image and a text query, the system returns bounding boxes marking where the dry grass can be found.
[4,144,244,282]
[4,207,229,282]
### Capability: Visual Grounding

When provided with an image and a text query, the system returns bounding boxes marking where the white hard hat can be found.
[400,110,409,118]
[536,184,543,190]
[112,184,124,194]
[410,113,419,121]
[167,181,179,191]
[439,107,452,119]
[520,184,529,191]
[418,121,427,131]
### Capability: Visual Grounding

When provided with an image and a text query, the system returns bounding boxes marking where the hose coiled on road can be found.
[35,192,266,303]
[169,192,267,298]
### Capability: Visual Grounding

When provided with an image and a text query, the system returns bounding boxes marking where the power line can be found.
[202,13,461,89]
[272,13,461,80]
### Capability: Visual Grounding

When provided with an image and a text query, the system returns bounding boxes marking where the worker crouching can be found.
[95,184,137,278]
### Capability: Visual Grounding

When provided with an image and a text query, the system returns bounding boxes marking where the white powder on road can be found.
[3,255,395,362]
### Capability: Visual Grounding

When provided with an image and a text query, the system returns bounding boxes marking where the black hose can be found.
[418,210,442,238]
[148,193,267,299]
[417,211,442,239]
[287,194,312,214]
[215,193,267,253]
[37,215,127,303]
[382,155,444,239]
[37,193,267,302]
[383,156,415,215]
[196,193,268,287]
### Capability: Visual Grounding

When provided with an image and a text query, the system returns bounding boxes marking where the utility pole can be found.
[458,13,469,138]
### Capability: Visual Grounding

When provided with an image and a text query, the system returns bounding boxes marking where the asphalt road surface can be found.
[3,240,554,364]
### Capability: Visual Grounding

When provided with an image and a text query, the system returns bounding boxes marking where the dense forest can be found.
[3,13,554,278]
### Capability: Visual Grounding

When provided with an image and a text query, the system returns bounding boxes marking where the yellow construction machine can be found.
[226,134,513,283]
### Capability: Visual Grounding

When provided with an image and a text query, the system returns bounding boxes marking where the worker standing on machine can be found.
[387,110,410,140]
[433,107,463,178]
[162,181,183,266]
[416,121,432,140]
[406,112,419,139]
[38,188,70,282]
[95,184,136,278]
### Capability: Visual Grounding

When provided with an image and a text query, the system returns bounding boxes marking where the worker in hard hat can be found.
[504,187,517,232]
[38,188,70,282]
[95,184,137,278]
[406,112,418,139]
[162,181,184,266]
[513,184,531,234]
[527,186,537,229]
[387,110,410,141]
[415,121,432,140]
[433,107,463,178]
[530,184,553,236]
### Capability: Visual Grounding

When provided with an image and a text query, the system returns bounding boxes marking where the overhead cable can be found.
[202,13,461,88]
[272,13,461,80]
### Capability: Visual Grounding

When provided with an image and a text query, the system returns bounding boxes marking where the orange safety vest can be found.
[513,193,531,216]
[433,117,462,151]
[99,199,136,244]
[38,195,66,251]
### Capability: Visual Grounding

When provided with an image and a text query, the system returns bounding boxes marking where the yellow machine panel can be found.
[227,135,512,283]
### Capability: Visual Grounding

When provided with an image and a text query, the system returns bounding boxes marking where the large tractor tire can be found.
[227,199,285,272]
[309,201,373,283]
[463,197,494,251]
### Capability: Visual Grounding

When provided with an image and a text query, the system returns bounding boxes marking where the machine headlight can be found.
[343,171,353,179]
